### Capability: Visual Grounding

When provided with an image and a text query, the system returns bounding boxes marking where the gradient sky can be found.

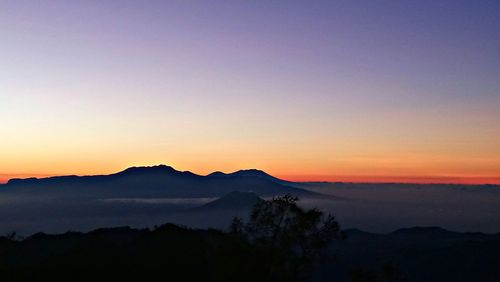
[1,0,499,184]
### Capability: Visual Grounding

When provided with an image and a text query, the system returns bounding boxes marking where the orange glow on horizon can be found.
[1,170,499,185]
[278,175,500,185]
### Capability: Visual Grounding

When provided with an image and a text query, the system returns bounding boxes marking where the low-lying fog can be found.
[1,183,499,236]
[299,183,500,233]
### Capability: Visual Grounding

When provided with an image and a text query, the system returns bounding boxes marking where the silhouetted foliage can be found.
[1,195,499,282]
[229,194,342,281]
[350,268,380,282]
[4,231,23,241]
[350,263,405,282]
[0,196,341,282]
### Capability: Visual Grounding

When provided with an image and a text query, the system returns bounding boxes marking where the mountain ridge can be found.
[6,165,282,184]
[2,165,314,198]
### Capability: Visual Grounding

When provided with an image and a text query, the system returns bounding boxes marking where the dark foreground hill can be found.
[329,227,500,281]
[1,224,499,282]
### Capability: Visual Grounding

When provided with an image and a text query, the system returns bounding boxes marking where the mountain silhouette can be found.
[2,165,313,199]
[192,191,263,211]
[208,169,283,182]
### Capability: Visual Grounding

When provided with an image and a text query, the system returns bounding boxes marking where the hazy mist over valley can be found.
[1,165,498,235]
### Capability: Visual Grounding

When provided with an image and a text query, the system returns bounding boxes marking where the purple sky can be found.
[1,0,499,183]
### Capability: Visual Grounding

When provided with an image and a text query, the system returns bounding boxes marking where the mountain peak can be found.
[206,168,292,185]
[194,191,263,211]
[118,165,177,175]
[235,168,267,173]
[207,169,274,179]
[230,169,273,177]
[207,171,227,177]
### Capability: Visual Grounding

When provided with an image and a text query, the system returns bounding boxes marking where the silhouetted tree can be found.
[229,216,245,234]
[4,231,23,241]
[380,263,405,282]
[230,194,341,281]
[350,269,380,282]
[350,263,405,282]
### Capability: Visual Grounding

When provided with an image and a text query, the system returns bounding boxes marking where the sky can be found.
[1,0,499,184]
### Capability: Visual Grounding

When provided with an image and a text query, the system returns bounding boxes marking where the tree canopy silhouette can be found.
[0,195,341,282]
[229,194,341,282]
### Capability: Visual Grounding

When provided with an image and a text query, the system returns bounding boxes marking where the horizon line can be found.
[1,165,499,186]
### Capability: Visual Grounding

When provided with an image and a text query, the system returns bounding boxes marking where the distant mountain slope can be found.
[207,169,294,184]
[2,165,314,198]
[192,191,262,212]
